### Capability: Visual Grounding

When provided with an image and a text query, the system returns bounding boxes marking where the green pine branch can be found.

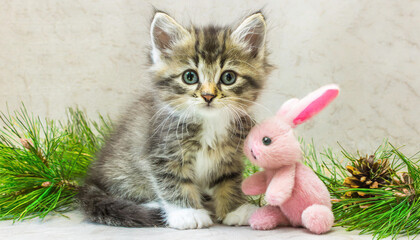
[0,105,111,221]
[302,140,420,240]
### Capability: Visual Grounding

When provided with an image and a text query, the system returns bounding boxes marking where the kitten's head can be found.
[150,11,272,117]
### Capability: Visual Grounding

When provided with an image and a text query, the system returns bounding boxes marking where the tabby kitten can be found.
[77,11,272,229]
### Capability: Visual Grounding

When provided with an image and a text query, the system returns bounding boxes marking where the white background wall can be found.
[1,0,419,155]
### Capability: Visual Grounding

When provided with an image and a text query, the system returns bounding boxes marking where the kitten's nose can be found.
[201,93,215,103]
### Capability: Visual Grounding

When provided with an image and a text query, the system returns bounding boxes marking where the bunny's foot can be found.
[249,205,289,230]
[301,204,334,234]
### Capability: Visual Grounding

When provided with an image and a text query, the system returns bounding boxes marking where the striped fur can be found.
[77,11,272,228]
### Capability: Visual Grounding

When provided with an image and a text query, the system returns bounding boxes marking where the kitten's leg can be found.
[159,182,213,229]
[212,173,258,225]
[152,161,213,229]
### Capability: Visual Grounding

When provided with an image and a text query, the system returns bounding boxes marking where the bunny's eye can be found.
[262,137,271,146]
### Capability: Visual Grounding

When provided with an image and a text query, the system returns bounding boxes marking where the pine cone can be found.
[343,155,393,198]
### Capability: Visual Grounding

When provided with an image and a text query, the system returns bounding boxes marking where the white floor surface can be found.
[0,210,407,240]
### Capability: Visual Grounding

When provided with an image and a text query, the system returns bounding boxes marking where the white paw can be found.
[165,206,213,229]
[223,204,258,226]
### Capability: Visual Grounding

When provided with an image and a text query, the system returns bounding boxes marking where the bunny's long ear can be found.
[280,84,339,127]
[276,98,299,117]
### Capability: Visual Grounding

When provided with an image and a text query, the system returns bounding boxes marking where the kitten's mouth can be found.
[201,102,217,109]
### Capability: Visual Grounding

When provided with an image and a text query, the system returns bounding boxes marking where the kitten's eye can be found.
[220,71,237,85]
[262,137,271,146]
[182,70,199,84]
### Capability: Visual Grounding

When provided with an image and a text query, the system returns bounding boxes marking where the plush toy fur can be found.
[242,84,339,234]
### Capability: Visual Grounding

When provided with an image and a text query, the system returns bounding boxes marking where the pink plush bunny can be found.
[242,84,339,234]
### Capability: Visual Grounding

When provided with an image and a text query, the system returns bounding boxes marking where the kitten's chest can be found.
[194,117,231,184]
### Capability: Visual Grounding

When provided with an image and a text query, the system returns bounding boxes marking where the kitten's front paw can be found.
[223,204,258,226]
[165,207,213,229]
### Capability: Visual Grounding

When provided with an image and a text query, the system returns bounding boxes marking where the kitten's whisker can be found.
[231,106,252,130]
[177,103,194,141]
[153,107,175,134]
[150,99,182,122]
[150,103,181,145]
[149,105,171,128]
[184,102,199,135]
[166,106,186,145]
[222,103,257,138]
[149,99,187,136]
[223,100,258,125]
[149,107,175,139]
[175,108,185,143]
[224,103,245,152]
[220,104,244,160]
[224,97,273,114]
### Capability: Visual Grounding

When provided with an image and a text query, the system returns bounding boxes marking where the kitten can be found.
[77,11,272,229]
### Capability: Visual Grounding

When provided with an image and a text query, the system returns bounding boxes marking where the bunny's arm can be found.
[265,164,296,206]
[242,171,268,196]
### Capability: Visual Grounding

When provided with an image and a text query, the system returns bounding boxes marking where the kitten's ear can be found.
[150,12,189,63]
[232,12,267,58]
